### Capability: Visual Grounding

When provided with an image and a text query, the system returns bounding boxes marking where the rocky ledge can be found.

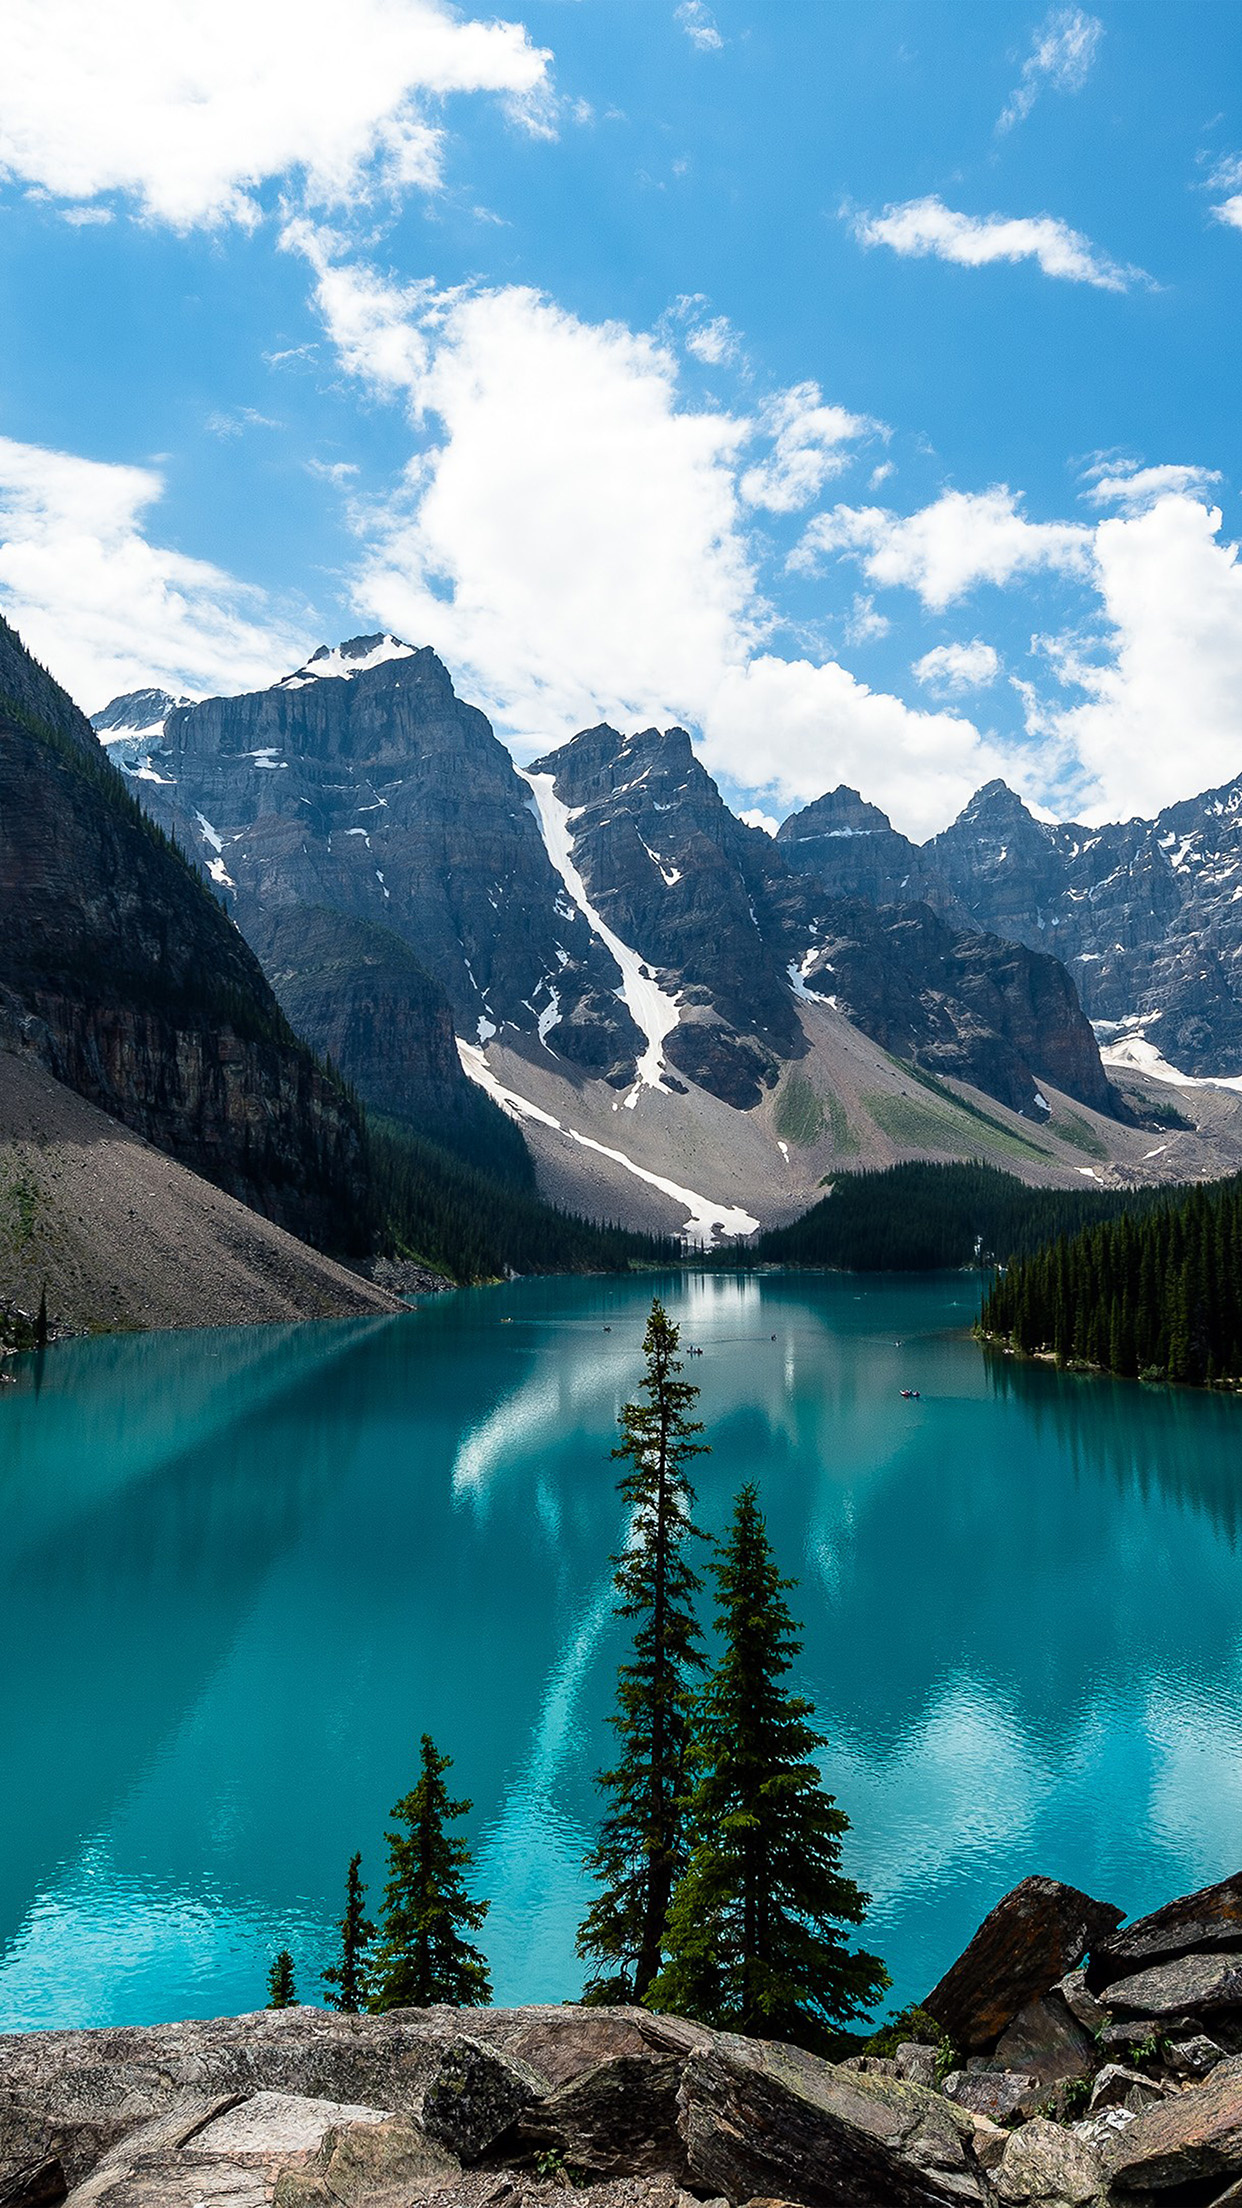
[7,1872,1242,2207]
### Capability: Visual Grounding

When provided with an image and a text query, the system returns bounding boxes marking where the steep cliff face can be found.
[777,785,966,919]
[0,629,372,1255]
[95,644,1119,1126]
[927,777,1242,1075]
[249,903,532,1179]
[797,900,1117,1118]
[529,723,807,1108]
[112,637,642,1083]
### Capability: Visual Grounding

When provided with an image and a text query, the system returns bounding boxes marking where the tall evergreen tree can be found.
[368,1735,492,2011]
[323,1852,375,2014]
[649,1483,889,2052]
[267,1949,297,2008]
[578,1297,708,2001]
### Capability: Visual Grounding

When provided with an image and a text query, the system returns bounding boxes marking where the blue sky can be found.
[1,0,1240,836]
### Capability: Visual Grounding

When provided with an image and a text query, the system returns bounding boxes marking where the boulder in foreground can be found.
[922,1877,1124,2053]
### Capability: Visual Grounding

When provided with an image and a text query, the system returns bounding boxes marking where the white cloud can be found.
[852,195,1146,292]
[1214,196,1242,233]
[739,384,874,514]
[704,657,1005,839]
[287,232,1002,837]
[739,807,780,836]
[1041,495,1242,821]
[997,7,1103,134]
[675,2,724,51]
[844,595,890,645]
[1083,461,1223,512]
[0,0,553,228]
[914,640,1000,695]
[796,486,1092,609]
[0,434,309,708]
[60,205,112,226]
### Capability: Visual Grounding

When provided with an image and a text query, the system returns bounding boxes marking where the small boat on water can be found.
[900,1387,920,1400]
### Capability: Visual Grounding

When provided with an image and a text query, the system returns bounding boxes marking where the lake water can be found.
[2,1269,1240,2034]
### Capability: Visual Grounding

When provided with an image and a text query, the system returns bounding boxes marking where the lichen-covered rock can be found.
[1104,1953,1242,2020]
[1089,1880,1242,1989]
[943,2070,1042,2126]
[1085,2066,1163,2116]
[992,2117,1105,2205]
[678,2032,991,2207]
[923,1879,1125,2054]
[1165,2034,1224,2076]
[1103,2057,1242,2192]
[272,2113,459,2207]
[894,2046,940,2090]
[1052,1975,1111,2040]
[416,2038,543,2163]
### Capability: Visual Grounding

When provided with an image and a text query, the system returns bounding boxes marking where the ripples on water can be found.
[1,1270,1239,2030]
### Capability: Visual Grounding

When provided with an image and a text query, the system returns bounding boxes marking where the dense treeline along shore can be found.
[980,1172,1242,1386]
[713,1160,1180,1274]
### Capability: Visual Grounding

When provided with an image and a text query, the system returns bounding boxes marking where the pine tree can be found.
[323,1852,375,2014]
[649,1484,889,2052]
[267,1949,297,2008]
[368,1735,491,2011]
[578,1297,708,2001]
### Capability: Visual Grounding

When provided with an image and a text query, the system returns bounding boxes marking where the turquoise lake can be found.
[2,1268,1240,2033]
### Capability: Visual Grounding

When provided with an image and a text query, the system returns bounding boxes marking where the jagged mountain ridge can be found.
[780,769,1242,1081]
[96,639,1115,1131]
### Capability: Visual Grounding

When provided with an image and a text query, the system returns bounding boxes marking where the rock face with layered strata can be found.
[0,619,371,1257]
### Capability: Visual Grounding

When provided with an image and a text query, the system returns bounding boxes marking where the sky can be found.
[0,0,1240,840]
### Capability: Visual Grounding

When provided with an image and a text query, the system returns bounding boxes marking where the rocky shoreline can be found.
[5,1871,1242,2206]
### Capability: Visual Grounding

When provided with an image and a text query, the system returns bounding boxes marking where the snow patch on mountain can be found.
[457,1040,759,1243]
[519,768,681,1107]
[277,635,415,689]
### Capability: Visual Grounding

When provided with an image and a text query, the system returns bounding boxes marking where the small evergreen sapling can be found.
[368,1734,492,2011]
[578,1296,708,2001]
[649,1482,889,2050]
[323,1851,374,2014]
[267,1949,297,2008]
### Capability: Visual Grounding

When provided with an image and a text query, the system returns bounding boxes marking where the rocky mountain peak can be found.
[776,784,894,842]
[92,687,191,737]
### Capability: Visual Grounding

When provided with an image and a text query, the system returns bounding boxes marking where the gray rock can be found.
[1103,2058,1242,2192]
[994,1993,1096,2086]
[417,2037,543,2163]
[678,2032,990,2206]
[992,2116,1105,2204]
[895,2045,941,2090]
[1092,1876,1242,1990]
[943,2071,1042,2126]
[1166,2034,1224,2076]
[1106,1953,1242,2019]
[519,2055,685,2178]
[0,2161,66,2208]
[1086,2067,1164,2116]
[272,2113,460,2207]
[1054,1973,1111,2038]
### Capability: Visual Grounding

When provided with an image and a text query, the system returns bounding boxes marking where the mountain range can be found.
[89,635,1242,1239]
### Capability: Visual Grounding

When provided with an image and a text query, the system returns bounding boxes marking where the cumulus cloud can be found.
[1213,195,1242,233]
[852,195,1147,292]
[0,434,309,708]
[285,231,1002,837]
[795,486,1092,609]
[675,2,724,51]
[739,807,780,836]
[0,0,553,228]
[739,384,874,514]
[997,7,1103,134]
[914,640,1000,695]
[1042,495,1242,821]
